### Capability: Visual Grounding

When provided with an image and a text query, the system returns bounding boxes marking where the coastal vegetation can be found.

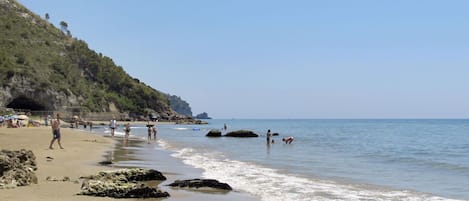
[0,0,192,119]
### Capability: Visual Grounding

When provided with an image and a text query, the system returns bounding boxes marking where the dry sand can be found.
[0,126,116,201]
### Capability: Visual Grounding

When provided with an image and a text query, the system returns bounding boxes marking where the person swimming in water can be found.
[282,136,294,144]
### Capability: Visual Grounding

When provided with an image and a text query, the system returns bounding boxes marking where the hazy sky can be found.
[19,0,469,119]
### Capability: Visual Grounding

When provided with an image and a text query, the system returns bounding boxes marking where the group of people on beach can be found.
[48,114,159,149]
[109,117,131,138]
[146,121,158,141]
[109,117,158,141]
[266,129,294,145]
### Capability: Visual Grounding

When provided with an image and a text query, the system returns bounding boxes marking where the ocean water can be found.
[101,119,469,201]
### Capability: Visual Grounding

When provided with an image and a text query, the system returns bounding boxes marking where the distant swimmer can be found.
[282,136,294,144]
[266,129,272,144]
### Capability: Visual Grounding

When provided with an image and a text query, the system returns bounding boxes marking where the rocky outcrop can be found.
[0,76,83,111]
[79,180,170,198]
[225,130,259,137]
[80,168,167,182]
[168,179,232,191]
[0,149,38,189]
[206,129,222,137]
[78,168,169,198]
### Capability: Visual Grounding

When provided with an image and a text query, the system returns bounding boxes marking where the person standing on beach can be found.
[49,113,64,149]
[147,122,152,141]
[266,129,272,145]
[152,124,157,140]
[124,123,131,138]
[224,123,227,131]
[89,121,93,132]
[109,117,117,137]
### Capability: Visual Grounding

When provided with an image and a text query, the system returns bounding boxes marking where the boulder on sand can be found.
[206,129,222,137]
[78,168,169,198]
[80,168,167,182]
[224,130,258,137]
[0,149,38,189]
[79,180,170,198]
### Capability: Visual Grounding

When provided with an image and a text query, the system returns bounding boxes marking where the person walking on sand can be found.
[49,114,64,149]
[109,117,117,137]
[266,129,272,145]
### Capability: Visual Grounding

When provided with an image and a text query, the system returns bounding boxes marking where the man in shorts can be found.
[49,113,64,149]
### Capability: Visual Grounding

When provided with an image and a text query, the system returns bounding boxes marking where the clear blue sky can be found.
[19,0,469,118]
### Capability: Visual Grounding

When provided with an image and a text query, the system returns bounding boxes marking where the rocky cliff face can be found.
[0,75,82,111]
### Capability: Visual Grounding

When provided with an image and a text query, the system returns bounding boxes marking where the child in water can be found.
[282,136,294,144]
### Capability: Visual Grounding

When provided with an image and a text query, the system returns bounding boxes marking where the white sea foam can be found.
[173,127,190,130]
[158,139,461,201]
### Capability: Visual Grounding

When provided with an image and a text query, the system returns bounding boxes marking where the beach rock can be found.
[0,149,38,189]
[79,180,170,198]
[81,168,167,182]
[224,130,259,137]
[79,168,170,198]
[272,133,279,136]
[168,179,232,190]
[206,129,222,137]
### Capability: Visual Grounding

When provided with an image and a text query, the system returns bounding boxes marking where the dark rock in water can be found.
[168,179,232,190]
[0,149,38,189]
[206,129,222,137]
[79,168,170,198]
[225,130,258,137]
[272,133,279,136]
[79,180,170,198]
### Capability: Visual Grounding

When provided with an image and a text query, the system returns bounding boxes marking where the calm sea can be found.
[99,119,469,201]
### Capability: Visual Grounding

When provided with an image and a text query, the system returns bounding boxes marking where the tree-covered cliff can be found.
[0,0,189,119]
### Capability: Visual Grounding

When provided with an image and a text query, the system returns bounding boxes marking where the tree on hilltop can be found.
[60,21,68,32]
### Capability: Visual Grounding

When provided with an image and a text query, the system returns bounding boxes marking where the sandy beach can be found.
[0,125,260,201]
[0,126,116,201]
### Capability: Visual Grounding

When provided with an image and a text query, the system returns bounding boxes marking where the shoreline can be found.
[0,125,259,201]
[106,135,260,201]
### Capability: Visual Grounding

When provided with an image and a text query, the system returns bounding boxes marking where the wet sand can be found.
[108,137,260,201]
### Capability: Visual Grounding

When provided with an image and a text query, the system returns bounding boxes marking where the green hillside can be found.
[0,0,191,119]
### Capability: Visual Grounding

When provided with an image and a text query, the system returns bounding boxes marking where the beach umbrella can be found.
[18,114,29,120]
